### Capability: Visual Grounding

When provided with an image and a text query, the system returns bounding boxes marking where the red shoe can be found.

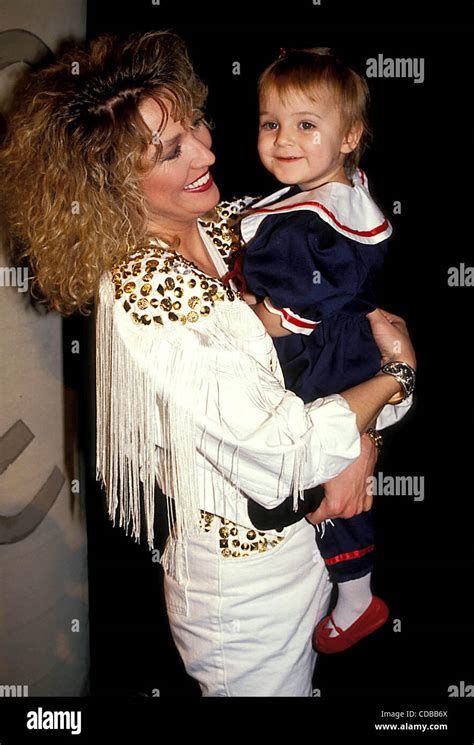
[313,596,389,654]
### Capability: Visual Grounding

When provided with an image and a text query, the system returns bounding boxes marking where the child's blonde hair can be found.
[257,47,371,177]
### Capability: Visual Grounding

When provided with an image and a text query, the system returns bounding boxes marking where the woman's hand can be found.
[366,308,417,369]
[305,432,378,525]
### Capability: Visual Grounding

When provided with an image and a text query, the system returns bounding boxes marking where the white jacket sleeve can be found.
[154,326,361,510]
[376,394,414,430]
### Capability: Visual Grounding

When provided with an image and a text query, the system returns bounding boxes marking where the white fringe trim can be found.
[95,275,309,582]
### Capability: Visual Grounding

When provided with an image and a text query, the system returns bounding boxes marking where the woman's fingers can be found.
[366,307,416,369]
[367,307,405,327]
[305,498,340,525]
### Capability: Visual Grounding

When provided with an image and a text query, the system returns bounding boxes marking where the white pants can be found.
[163,515,332,697]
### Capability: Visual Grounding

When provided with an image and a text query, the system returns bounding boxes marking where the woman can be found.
[0,30,416,697]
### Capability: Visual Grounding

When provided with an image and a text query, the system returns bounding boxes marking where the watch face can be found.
[384,362,415,395]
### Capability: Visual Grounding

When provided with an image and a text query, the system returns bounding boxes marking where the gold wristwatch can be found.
[381,361,416,404]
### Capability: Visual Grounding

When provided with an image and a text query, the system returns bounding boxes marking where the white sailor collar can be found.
[240,168,392,246]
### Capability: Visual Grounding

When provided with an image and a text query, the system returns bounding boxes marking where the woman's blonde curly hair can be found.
[0,30,210,316]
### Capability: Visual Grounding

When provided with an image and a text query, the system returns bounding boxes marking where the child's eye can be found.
[162,144,182,162]
[300,121,316,130]
[261,121,278,130]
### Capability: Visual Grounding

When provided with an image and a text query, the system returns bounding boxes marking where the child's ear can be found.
[341,120,364,154]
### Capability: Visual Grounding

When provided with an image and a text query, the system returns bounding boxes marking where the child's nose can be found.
[274,126,294,147]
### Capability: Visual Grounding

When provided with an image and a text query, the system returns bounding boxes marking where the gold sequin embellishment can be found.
[112,196,258,326]
[199,510,285,558]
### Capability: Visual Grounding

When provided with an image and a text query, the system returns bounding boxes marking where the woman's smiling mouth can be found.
[183,170,213,191]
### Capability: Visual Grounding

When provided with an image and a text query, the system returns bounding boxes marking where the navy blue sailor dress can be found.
[241,174,392,583]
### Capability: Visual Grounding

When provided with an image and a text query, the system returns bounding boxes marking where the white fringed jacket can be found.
[95,196,412,581]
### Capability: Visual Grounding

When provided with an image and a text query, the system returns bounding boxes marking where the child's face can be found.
[258,86,358,190]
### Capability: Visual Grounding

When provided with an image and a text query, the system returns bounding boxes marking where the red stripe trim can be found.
[251,202,388,238]
[324,544,374,565]
[278,306,318,329]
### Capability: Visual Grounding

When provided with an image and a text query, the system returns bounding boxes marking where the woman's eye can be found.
[162,144,182,162]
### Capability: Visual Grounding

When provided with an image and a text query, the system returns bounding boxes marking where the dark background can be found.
[73,0,474,700]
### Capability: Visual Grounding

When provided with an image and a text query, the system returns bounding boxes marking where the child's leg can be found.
[314,511,388,650]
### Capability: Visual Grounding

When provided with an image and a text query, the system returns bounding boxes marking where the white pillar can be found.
[0,0,89,698]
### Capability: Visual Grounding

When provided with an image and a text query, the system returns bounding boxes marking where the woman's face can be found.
[138,96,220,234]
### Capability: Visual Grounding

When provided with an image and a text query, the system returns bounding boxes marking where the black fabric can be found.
[247,484,325,531]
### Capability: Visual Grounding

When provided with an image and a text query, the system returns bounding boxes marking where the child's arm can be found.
[250,297,292,337]
[240,289,290,336]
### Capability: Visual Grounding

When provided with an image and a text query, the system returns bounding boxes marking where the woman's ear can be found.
[341,120,364,154]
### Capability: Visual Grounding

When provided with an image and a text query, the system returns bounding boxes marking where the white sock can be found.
[327,574,373,637]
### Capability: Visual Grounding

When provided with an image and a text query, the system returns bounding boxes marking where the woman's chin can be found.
[190,181,220,213]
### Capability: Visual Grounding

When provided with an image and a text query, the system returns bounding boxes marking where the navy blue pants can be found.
[247,486,374,583]
[315,511,374,583]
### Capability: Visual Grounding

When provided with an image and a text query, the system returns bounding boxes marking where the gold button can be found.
[188,296,201,309]
[123,281,136,293]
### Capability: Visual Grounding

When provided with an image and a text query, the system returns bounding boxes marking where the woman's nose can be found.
[190,130,215,166]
